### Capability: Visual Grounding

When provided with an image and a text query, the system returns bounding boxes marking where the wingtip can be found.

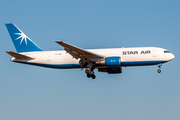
[55,41,63,43]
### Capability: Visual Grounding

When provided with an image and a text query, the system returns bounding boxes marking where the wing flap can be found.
[6,51,34,60]
[55,41,104,61]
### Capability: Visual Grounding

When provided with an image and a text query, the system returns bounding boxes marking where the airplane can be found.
[5,23,175,79]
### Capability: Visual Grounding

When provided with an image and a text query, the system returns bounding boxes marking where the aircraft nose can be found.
[172,53,175,59]
[170,53,175,61]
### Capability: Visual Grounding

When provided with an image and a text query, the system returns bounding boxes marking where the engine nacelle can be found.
[98,67,122,74]
[96,57,121,66]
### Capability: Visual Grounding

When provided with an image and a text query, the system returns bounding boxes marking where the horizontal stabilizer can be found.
[6,51,34,60]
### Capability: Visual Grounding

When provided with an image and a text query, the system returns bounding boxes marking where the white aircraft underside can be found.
[5,23,175,79]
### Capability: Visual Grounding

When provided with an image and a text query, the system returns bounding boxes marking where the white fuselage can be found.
[11,47,174,69]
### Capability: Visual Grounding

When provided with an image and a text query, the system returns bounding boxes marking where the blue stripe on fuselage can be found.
[13,60,167,69]
[13,61,81,69]
[121,60,167,66]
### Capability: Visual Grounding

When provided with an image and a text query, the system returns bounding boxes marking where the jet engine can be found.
[96,57,121,66]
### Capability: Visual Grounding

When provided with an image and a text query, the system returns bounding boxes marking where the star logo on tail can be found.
[14,32,31,45]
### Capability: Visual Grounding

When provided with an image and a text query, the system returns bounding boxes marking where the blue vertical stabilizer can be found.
[6,23,43,53]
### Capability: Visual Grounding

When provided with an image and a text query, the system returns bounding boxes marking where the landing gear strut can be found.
[157,63,162,73]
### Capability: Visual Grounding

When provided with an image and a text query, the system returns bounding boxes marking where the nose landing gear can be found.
[157,63,162,73]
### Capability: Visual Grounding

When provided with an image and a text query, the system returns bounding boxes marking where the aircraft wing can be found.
[55,41,104,61]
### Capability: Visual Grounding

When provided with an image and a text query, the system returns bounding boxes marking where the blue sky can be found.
[0,0,180,120]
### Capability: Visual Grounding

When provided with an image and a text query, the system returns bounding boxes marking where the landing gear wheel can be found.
[84,66,95,79]
[87,73,91,78]
[157,69,161,73]
[91,74,96,79]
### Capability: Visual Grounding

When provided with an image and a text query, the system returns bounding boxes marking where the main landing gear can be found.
[79,59,96,79]
[157,63,162,73]
[85,69,96,79]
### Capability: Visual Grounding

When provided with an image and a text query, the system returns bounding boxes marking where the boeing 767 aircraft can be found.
[5,23,175,79]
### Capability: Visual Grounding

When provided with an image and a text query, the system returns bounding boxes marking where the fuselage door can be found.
[152,50,157,57]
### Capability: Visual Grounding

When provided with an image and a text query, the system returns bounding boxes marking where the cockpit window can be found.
[164,51,170,53]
